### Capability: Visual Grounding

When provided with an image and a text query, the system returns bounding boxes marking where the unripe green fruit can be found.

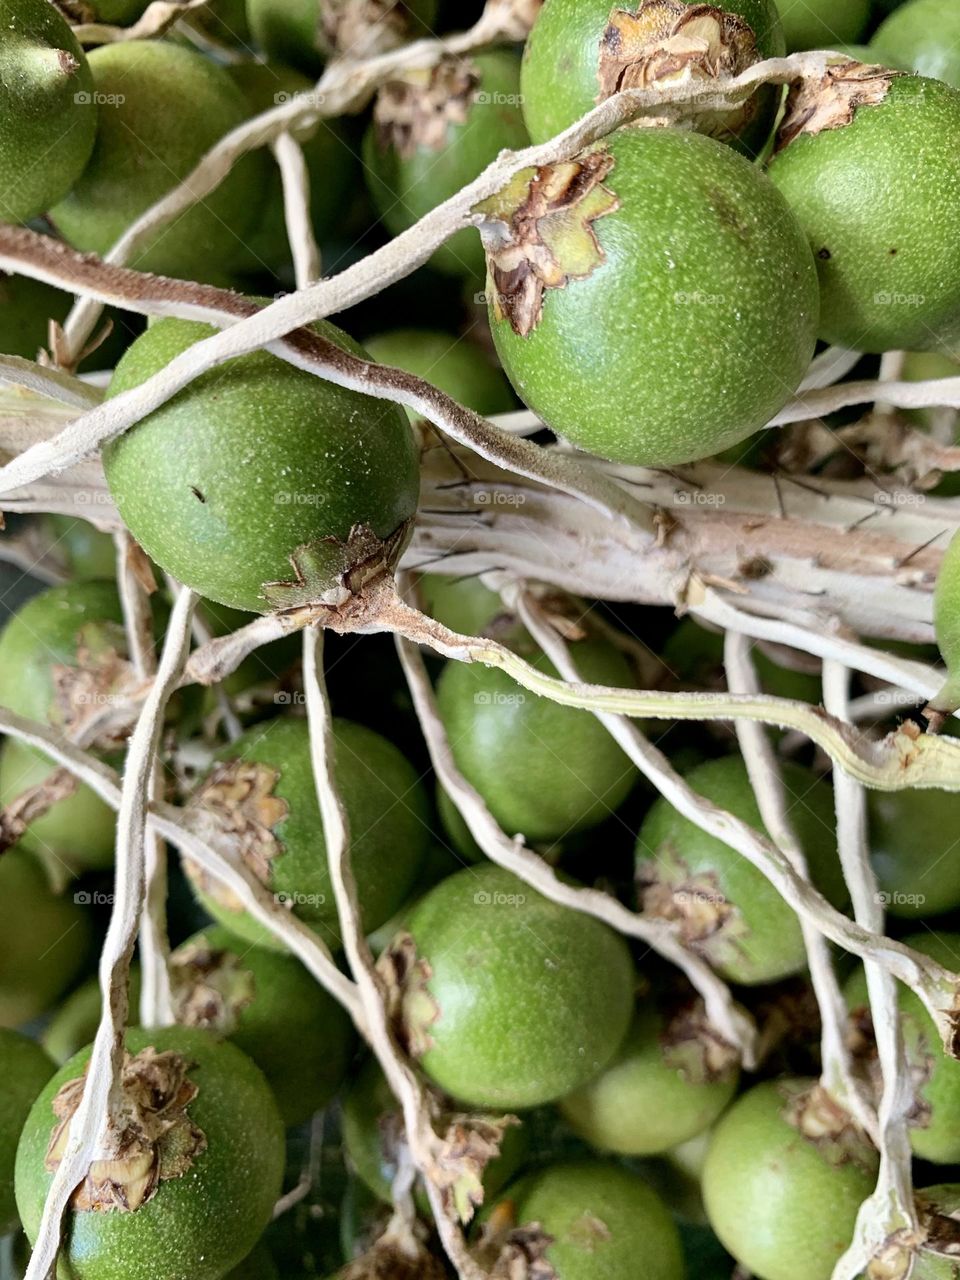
[558,996,740,1155]
[16,1028,285,1280]
[483,1160,684,1280]
[435,632,638,843]
[871,0,960,89]
[435,783,485,863]
[931,529,960,715]
[484,126,818,467]
[102,316,420,613]
[364,329,515,421]
[898,349,960,444]
[0,1031,54,1235]
[0,0,96,224]
[363,51,530,279]
[521,0,785,157]
[170,925,354,1125]
[774,0,870,50]
[768,72,960,353]
[225,1245,280,1280]
[636,756,844,985]
[185,716,429,949]
[42,970,142,1066]
[868,783,960,918]
[393,864,635,1108]
[417,573,505,637]
[49,41,267,281]
[246,0,438,76]
[703,1079,878,1280]
[41,516,118,580]
[663,617,823,704]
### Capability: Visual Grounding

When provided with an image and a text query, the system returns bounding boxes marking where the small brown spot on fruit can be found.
[818,247,832,260]
[190,486,206,503]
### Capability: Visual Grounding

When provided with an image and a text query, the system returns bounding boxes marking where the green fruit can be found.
[663,617,822,704]
[0,1030,55,1235]
[871,0,960,89]
[703,1079,878,1280]
[898,349,960,443]
[483,126,818,467]
[846,932,960,1164]
[42,970,142,1066]
[521,0,785,157]
[0,0,96,224]
[49,41,267,281]
[102,316,420,612]
[224,1245,279,1280]
[363,51,530,279]
[636,756,843,985]
[483,1160,684,1280]
[170,925,354,1126]
[0,849,92,1028]
[16,1027,285,1280]
[246,0,438,75]
[932,529,960,715]
[558,996,739,1155]
[364,328,514,421]
[393,864,635,1108]
[868,784,960,917]
[417,573,505,637]
[42,516,118,580]
[910,1185,960,1279]
[768,72,960,353]
[184,716,429,948]
[435,630,638,843]
[435,783,485,863]
[775,0,870,50]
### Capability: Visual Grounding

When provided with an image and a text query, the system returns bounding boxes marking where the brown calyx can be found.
[637,851,747,968]
[846,1004,934,1132]
[776,60,902,150]
[474,1205,557,1280]
[0,767,77,852]
[170,941,256,1034]
[781,1080,877,1173]
[51,622,144,750]
[320,0,415,58]
[660,995,741,1083]
[373,56,479,160]
[432,1113,520,1224]
[917,1191,960,1261]
[45,1048,206,1213]
[475,150,619,337]
[261,521,414,616]
[377,931,439,1059]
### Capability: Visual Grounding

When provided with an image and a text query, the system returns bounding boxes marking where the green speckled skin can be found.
[364,328,515,421]
[489,127,818,467]
[868,785,960,918]
[637,757,844,985]
[703,1080,878,1280]
[405,865,635,1108]
[0,0,95,224]
[934,530,960,707]
[246,0,437,76]
[190,717,429,949]
[487,1161,684,1280]
[0,1031,54,1234]
[49,41,266,281]
[16,1028,285,1280]
[871,0,960,88]
[846,933,960,1164]
[171,926,354,1126]
[363,51,530,279]
[521,0,785,155]
[436,633,638,843]
[768,76,960,353]
[775,0,870,50]
[103,316,420,613]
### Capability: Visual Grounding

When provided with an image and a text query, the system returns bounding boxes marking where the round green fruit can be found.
[184,716,429,948]
[868,784,960,918]
[482,1160,684,1280]
[42,516,118,581]
[435,783,485,863]
[246,0,438,75]
[170,925,354,1125]
[102,315,420,612]
[663,617,822,704]
[363,51,530,279]
[364,328,515,421]
[521,0,785,157]
[898,349,960,441]
[390,864,635,1108]
[558,994,739,1155]
[871,0,960,89]
[636,756,843,985]
[774,0,870,50]
[435,630,638,843]
[42,969,141,1066]
[417,573,505,637]
[16,1027,285,1280]
[483,126,818,467]
[703,1079,878,1280]
[0,0,96,224]
[767,71,960,353]
[931,529,960,715]
[0,1030,54,1235]
[49,41,267,281]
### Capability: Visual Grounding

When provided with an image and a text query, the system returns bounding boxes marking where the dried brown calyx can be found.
[377,931,439,1058]
[170,940,256,1034]
[660,995,740,1083]
[916,1189,960,1263]
[261,521,414,615]
[846,1004,934,1132]
[473,1203,557,1280]
[372,56,479,160]
[636,847,749,972]
[45,1048,207,1213]
[475,150,619,337]
[432,1113,520,1223]
[338,1224,448,1280]
[776,60,903,150]
[598,2,760,136]
[780,1080,878,1174]
[0,767,77,853]
[51,621,143,750]
[319,0,418,59]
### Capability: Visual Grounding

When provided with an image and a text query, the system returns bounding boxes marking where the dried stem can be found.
[272,133,320,288]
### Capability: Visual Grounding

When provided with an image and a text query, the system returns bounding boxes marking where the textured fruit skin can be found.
[403,864,635,1108]
[0,0,96,224]
[435,633,638,843]
[871,0,960,89]
[103,316,420,612]
[558,1002,739,1155]
[868,784,960,918]
[16,1028,285,1280]
[246,0,438,75]
[49,41,267,280]
[521,0,785,155]
[363,51,530,279]
[933,529,960,710]
[0,1031,54,1235]
[189,716,429,948]
[488,127,818,467]
[171,925,354,1126]
[775,0,870,50]
[846,932,960,1164]
[703,1079,878,1280]
[364,329,515,421]
[487,1160,685,1280]
[42,971,141,1066]
[768,75,960,353]
[637,756,843,985]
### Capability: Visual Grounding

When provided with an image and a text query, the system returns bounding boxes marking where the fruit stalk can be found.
[270,131,320,288]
